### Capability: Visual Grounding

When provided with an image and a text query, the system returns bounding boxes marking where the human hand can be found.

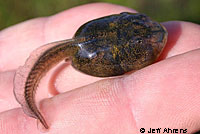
[0,3,200,134]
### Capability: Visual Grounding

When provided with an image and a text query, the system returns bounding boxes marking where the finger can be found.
[123,49,200,133]
[5,49,199,133]
[160,21,200,59]
[0,3,136,72]
[42,48,200,133]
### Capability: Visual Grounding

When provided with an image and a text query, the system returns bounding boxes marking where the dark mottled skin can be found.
[72,12,167,76]
[15,12,168,129]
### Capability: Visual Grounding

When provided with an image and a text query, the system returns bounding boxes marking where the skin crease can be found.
[0,2,200,134]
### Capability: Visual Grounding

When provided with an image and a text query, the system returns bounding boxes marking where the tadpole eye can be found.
[136,38,143,44]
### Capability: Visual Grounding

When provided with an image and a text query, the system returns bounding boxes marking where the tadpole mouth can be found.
[149,23,168,59]
[160,24,168,44]
[150,23,168,44]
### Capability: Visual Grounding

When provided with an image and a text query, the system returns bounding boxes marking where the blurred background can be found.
[0,0,199,30]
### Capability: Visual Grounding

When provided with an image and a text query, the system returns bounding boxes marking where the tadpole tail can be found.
[14,38,84,129]
[37,111,49,129]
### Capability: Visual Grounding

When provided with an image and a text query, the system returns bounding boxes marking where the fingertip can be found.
[159,21,182,59]
[161,21,200,58]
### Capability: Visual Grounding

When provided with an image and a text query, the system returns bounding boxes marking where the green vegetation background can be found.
[0,0,199,30]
